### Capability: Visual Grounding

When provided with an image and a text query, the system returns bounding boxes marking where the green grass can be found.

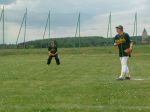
[0,45,150,112]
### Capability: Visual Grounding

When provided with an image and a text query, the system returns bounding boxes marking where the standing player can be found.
[47,41,60,65]
[114,25,133,80]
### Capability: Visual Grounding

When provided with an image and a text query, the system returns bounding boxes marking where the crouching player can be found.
[114,25,133,80]
[47,41,60,65]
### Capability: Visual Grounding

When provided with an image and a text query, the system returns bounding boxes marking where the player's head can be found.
[50,40,57,47]
[116,25,123,34]
[50,41,55,47]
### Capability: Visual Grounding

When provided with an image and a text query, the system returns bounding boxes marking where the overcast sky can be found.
[0,0,150,44]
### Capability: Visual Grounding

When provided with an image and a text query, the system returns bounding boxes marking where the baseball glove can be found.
[50,53,55,57]
[115,41,125,46]
[124,48,132,55]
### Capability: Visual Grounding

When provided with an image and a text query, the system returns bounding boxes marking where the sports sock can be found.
[125,72,130,77]
[119,72,125,78]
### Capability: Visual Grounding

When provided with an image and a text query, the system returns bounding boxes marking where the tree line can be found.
[0,36,149,49]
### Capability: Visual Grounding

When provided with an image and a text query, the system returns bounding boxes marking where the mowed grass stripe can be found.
[0,45,149,112]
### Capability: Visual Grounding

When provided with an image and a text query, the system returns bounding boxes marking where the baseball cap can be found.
[116,25,123,30]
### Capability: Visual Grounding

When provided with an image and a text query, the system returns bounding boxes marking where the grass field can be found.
[0,45,150,112]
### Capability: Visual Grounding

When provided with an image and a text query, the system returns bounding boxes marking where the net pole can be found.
[24,8,27,48]
[74,13,79,48]
[0,8,3,22]
[106,13,111,46]
[41,12,49,48]
[110,12,112,38]
[48,11,51,41]
[16,12,26,46]
[2,6,4,46]
[135,12,138,44]
[78,12,81,49]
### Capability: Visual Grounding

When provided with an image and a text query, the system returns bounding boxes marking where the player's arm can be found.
[48,47,53,56]
[54,52,58,56]
[114,40,121,46]
[114,36,119,46]
[114,35,123,46]
[54,51,58,56]
[124,34,133,54]
[126,33,133,50]
[54,47,58,55]
[48,51,51,56]
[49,52,55,56]
[130,41,134,50]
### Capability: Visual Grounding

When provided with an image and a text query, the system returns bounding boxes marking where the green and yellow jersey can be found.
[114,32,131,57]
[48,46,57,54]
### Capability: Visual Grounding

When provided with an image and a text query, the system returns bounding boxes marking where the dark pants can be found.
[47,54,60,65]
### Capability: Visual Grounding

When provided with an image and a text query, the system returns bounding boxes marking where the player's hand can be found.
[54,53,58,55]
[114,42,121,46]
[124,48,132,55]
[114,42,123,46]
[50,53,55,56]
[114,43,117,46]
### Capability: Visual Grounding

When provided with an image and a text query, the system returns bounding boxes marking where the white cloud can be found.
[0,0,149,44]
[0,0,16,5]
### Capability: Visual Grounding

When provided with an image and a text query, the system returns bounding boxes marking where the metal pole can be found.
[78,12,81,48]
[3,6,4,46]
[41,12,49,48]
[133,14,135,36]
[0,7,4,47]
[106,13,111,46]
[74,12,81,49]
[110,12,112,38]
[135,12,138,44]
[16,13,26,45]
[0,9,3,22]
[74,14,79,48]
[133,12,138,44]
[48,11,51,40]
[24,8,27,48]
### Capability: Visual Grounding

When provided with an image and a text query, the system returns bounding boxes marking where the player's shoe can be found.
[117,77,124,81]
[125,77,131,80]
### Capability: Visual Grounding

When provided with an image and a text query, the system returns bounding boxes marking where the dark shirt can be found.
[114,33,131,57]
[48,46,57,54]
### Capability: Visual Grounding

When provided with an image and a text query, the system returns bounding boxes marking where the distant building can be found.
[142,28,148,44]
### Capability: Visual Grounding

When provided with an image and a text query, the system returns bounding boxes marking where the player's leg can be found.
[124,57,131,79]
[118,57,125,80]
[118,57,128,80]
[55,55,60,65]
[118,56,130,80]
[47,56,52,65]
